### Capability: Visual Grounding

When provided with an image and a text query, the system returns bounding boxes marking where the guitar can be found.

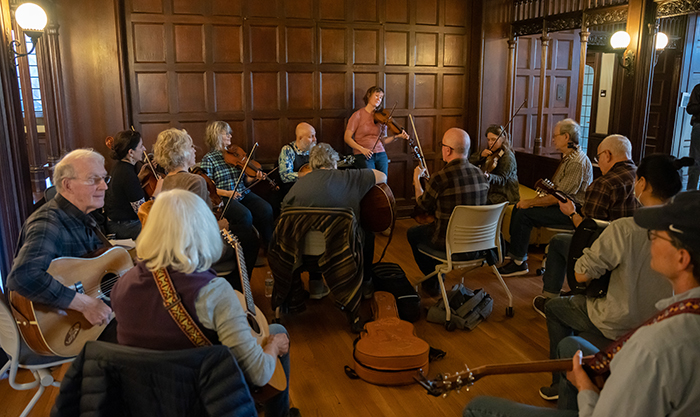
[220,230,287,399]
[9,247,133,357]
[534,178,572,203]
[567,218,612,298]
[360,183,396,232]
[415,355,607,397]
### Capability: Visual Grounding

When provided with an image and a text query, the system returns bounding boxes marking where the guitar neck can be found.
[472,357,575,379]
[221,230,256,316]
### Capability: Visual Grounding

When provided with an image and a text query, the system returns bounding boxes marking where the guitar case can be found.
[566,218,612,298]
[351,291,430,386]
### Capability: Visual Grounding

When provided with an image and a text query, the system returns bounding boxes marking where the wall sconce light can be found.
[10,3,48,58]
[652,32,669,67]
[610,31,634,78]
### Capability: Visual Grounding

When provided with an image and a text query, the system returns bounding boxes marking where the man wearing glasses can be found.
[7,149,113,331]
[407,128,489,296]
[498,119,594,278]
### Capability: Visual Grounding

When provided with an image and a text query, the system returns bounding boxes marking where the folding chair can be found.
[410,203,514,330]
[0,299,73,417]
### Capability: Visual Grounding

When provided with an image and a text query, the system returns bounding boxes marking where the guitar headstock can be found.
[534,178,568,203]
[220,229,239,248]
[415,365,475,397]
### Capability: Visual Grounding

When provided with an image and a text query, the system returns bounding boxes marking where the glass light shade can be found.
[15,3,47,32]
[656,32,669,50]
[610,31,631,49]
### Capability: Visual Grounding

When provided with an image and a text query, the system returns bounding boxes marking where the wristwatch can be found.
[569,212,577,220]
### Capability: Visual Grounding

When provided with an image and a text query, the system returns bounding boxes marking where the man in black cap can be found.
[463,191,700,417]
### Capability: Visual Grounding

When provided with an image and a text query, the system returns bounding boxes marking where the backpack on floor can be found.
[371,262,421,322]
[426,284,493,330]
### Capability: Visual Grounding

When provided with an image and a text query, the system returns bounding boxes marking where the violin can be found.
[407,115,435,225]
[373,108,407,136]
[476,100,526,174]
[224,144,279,190]
[189,166,223,212]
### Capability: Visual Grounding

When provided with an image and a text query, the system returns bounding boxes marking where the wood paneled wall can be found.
[123,0,474,206]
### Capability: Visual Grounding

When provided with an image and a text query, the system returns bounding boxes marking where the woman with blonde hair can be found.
[201,121,274,248]
[111,189,296,417]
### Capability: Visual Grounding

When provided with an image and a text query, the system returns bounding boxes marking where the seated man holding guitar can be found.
[7,149,113,337]
[538,154,690,401]
[408,128,489,296]
[464,191,700,417]
[532,134,639,314]
[111,189,296,417]
[498,119,593,277]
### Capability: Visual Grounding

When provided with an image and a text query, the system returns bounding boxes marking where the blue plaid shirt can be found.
[200,150,248,200]
[278,142,310,183]
[6,194,104,309]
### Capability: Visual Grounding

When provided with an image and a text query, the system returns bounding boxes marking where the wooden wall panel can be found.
[123,0,474,210]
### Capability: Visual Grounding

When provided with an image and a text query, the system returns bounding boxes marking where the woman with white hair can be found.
[111,189,295,417]
[153,127,260,276]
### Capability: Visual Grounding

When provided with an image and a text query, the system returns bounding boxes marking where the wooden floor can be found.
[1,219,555,417]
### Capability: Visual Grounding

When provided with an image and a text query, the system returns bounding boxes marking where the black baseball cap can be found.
[634,191,700,255]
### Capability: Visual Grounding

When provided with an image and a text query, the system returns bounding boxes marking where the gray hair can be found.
[600,134,632,159]
[154,128,195,171]
[557,118,581,146]
[136,189,223,274]
[205,121,232,151]
[53,149,105,193]
[309,143,339,170]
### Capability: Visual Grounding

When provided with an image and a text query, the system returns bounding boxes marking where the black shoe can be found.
[532,295,547,318]
[347,310,364,333]
[362,279,375,300]
[497,261,529,277]
[288,407,301,417]
[539,385,559,401]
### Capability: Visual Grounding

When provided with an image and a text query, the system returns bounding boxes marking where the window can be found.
[579,64,594,154]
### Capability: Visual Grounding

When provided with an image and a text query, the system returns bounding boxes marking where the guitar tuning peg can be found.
[442,392,450,399]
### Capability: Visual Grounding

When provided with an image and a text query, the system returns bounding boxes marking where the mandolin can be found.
[9,247,133,357]
[220,230,287,400]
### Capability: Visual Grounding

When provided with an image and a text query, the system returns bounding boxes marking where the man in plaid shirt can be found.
[7,149,113,330]
[532,134,638,320]
[499,119,593,277]
[407,128,489,296]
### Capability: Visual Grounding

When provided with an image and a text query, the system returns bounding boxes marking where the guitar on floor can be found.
[9,247,133,357]
[415,355,607,397]
[221,230,287,400]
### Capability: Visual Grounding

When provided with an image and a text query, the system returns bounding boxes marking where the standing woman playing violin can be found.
[344,86,409,175]
[469,124,520,204]
[104,129,147,239]
[201,121,274,248]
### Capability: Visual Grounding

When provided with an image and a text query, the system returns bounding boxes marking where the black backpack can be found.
[371,263,421,322]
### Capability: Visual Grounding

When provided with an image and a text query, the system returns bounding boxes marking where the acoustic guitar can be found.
[415,355,607,397]
[9,247,133,357]
[220,230,287,399]
[534,178,572,203]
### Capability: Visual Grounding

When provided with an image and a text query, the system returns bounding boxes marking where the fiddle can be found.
[373,108,407,136]
[408,115,435,225]
[189,166,223,211]
[476,100,526,174]
[139,152,165,198]
[224,144,279,190]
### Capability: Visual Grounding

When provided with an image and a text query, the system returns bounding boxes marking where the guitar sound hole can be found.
[100,273,118,300]
[247,315,261,334]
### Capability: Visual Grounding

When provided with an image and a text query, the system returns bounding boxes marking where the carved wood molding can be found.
[512,5,628,37]
[513,19,543,37]
[657,0,700,18]
[584,5,628,27]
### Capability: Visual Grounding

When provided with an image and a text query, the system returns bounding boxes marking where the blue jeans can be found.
[689,124,700,190]
[264,324,291,417]
[508,206,573,261]
[545,296,604,387]
[223,191,274,245]
[354,151,389,175]
[463,336,599,416]
[542,234,573,296]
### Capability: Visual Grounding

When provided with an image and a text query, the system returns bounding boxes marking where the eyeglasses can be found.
[70,175,111,185]
[594,150,610,164]
[440,142,454,151]
[647,230,674,243]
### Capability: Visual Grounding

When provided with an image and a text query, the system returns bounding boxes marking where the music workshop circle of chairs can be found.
[409,202,514,331]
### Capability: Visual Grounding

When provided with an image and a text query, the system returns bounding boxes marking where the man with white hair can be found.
[7,149,113,330]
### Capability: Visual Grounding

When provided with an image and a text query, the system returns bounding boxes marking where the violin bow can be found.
[408,114,429,179]
[220,142,258,220]
[143,152,162,180]
[486,100,527,153]
[241,166,279,194]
